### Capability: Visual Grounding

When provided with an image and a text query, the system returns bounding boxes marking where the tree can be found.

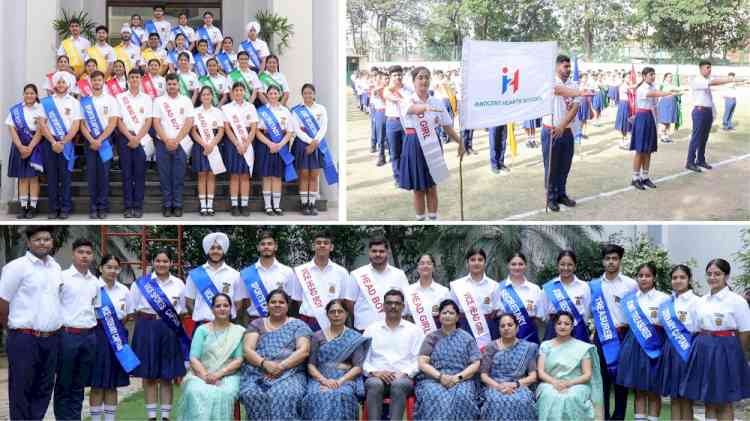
[734,227,750,290]
[347,0,370,56]
[361,0,425,60]
[462,0,559,42]
[554,0,633,61]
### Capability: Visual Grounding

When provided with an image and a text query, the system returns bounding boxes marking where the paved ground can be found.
[0,208,337,221]
[346,92,750,221]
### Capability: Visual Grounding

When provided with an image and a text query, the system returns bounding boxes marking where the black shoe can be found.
[124,209,133,219]
[48,211,59,220]
[98,210,108,219]
[301,203,311,216]
[240,206,251,217]
[162,206,171,217]
[59,211,69,220]
[558,196,576,207]
[16,207,27,219]
[265,207,274,216]
[697,162,713,170]
[231,206,240,216]
[309,204,319,216]
[173,207,183,217]
[89,211,98,219]
[133,209,143,218]
[631,179,646,190]
[547,201,560,212]
[26,207,37,219]
[685,164,702,173]
[642,178,657,189]
[199,208,208,216]
[376,158,386,167]
[273,208,284,216]
[370,146,377,153]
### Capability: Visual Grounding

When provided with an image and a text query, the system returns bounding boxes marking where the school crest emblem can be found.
[222,282,230,293]
[483,296,491,305]
[328,285,336,294]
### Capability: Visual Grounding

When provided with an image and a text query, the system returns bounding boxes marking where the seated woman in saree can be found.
[239,288,312,420]
[301,299,370,420]
[415,299,481,421]
[480,313,538,421]
[176,293,245,421]
[536,311,604,421]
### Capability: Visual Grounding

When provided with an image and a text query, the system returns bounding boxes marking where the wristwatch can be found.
[515,380,521,388]
[458,374,464,381]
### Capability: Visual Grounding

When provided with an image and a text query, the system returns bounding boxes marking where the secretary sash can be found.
[224,104,255,171]
[189,266,220,309]
[240,265,268,317]
[658,298,693,362]
[257,105,297,181]
[590,278,622,372]
[543,279,588,341]
[80,96,114,162]
[195,109,226,174]
[407,288,437,335]
[293,265,330,331]
[97,287,141,372]
[228,70,252,101]
[10,103,44,172]
[135,274,190,361]
[498,283,536,342]
[292,105,339,184]
[451,279,491,350]
[240,40,261,69]
[217,52,235,74]
[197,27,214,55]
[410,97,449,184]
[623,291,663,359]
[41,96,76,171]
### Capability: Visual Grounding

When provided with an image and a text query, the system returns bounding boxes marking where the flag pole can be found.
[459,153,464,221]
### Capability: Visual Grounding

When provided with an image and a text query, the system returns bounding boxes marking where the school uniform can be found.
[83,92,120,214]
[141,47,169,69]
[90,279,132,389]
[291,102,327,170]
[168,48,196,71]
[206,73,230,101]
[54,266,99,421]
[495,278,542,343]
[489,125,507,171]
[43,71,78,96]
[370,88,387,157]
[345,264,410,331]
[176,70,200,97]
[239,68,264,93]
[128,273,187,380]
[151,19,172,50]
[629,83,658,153]
[0,252,62,421]
[449,274,502,340]
[539,276,591,342]
[541,75,579,204]
[5,103,44,178]
[655,290,700,398]
[657,82,678,124]
[239,38,270,71]
[43,93,81,215]
[722,83,737,130]
[256,104,292,178]
[406,280,450,330]
[221,100,258,174]
[192,105,226,172]
[260,71,290,95]
[237,259,296,318]
[384,87,409,183]
[57,36,91,72]
[607,78,620,104]
[679,286,750,403]
[131,27,147,47]
[615,288,670,393]
[290,259,353,331]
[169,25,197,46]
[686,76,715,167]
[576,82,592,122]
[614,84,631,135]
[116,90,153,213]
[197,25,223,54]
[147,74,166,97]
[85,42,115,70]
[522,118,541,129]
[185,262,242,322]
[153,93,195,210]
[592,82,604,113]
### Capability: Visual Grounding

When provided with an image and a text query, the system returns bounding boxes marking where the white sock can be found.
[160,404,171,419]
[641,169,649,180]
[300,190,309,204]
[263,191,272,209]
[427,212,438,220]
[103,404,116,421]
[199,195,207,209]
[146,404,157,419]
[30,197,38,208]
[272,192,282,209]
[207,195,214,208]
[240,196,249,207]
[647,416,658,421]
[310,192,318,206]
[90,405,103,421]
[231,196,238,207]
[416,214,426,221]
[20,197,29,208]
[706,418,718,421]
[632,171,640,181]
[633,414,646,421]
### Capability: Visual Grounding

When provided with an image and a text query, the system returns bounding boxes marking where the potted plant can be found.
[255,9,295,55]
[52,9,97,42]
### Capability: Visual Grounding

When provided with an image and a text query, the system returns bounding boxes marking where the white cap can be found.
[246,21,260,34]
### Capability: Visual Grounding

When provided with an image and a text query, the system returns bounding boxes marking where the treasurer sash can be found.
[590,278,622,373]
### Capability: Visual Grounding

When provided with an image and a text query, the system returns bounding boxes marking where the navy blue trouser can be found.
[686,106,713,166]
[371,110,387,158]
[117,131,147,210]
[8,330,60,421]
[489,125,508,169]
[42,141,73,213]
[155,138,187,208]
[85,143,111,212]
[53,330,96,421]
[386,117,403,182]
[541,127,574,201]
[722,97,736,129]
[594,329,629,420]
[462,129,474,150]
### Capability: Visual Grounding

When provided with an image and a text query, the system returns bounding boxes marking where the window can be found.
[107,2,221,46]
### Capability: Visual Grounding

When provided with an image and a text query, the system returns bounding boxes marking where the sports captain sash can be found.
[228,70,252,101]
[78,78,94,97]
[407,288,437,334]
[142,74,158,98]
[188,266,220,311]
[194,53,208,77]
[10,103,44,172]
[113,45,133,72]
[117,93,154,157]
[410,96,449,184]
[106,79,125,97]
[198,75,221,106]
[86,46,109,74]
[62,38,84,75]
[135,274,190,361]
[498,282,536,342]
[197,26,214,55]
[195,109,226,174]
[97,287,141,372]
[451,279,491,350]
[590,278,622,373]
[217,52,235,74]
[543,279,588,342]
[240,39,261,69]
[225,103,255,171]
[240,265,269,317]
[292,105,339,185]
[257,105,297,181]
[158,99,192,156]
[622,291,664,359]
[80,95,114,162]
[41,96,76,171]
[293,264,330,331]
[658,297,693,362]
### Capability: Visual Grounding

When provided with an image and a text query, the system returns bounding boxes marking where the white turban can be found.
[246,21,261,34]
[52,71,69,87]
[121,25,132,34]
[202,232,229,255]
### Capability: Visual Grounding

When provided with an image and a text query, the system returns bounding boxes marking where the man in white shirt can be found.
[363,289,424,421]
[240,21,270,72]
[85,25,115,75]
[148,6,172,50]
[57,18,91,76]
[0,227,62,421]
[153,73,194,217]
[197,11,223,55]
[115,25,144,71]
[169,11,197,51]
[54,238,99,421]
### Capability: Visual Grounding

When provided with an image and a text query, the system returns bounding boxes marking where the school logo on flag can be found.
[501,67,519,95]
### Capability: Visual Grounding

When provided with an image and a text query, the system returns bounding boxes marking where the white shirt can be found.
[184,262,242,321]
[406,280,450,317]
[60,266,99,328]
[127,273,186,314]
[241,38,270,61]
[384,87,409,118]
[147,74,167,97]
[177,70,200,92]
[43,71,77,95]
[631,288,670,325]
[346,264,410,330]
[239,69,263,91]
[57,36,91,58]
[260,71,290,93]
[45,93,82,132]
[85,42,115,65]
[290,259,353,317]
[668,290,702,333]
[399,93,452,130]
[222,100,259,131]
[116,90,153,133]
[169,25,197,44]
[690,76,714,108]
[153,94,195,139]
[207,73,230,94]
[618,83,630,99]
[169,48,196,67]
[5,103,45,131]
[695,286,750,332]
[370,89,385,110]
[450,274,500,315]
[543,75,581,127]
[131,27,147,46]
[291,103,328,143]
[152,19,172,49]
[722,82,737,99]
[495,278,542,318]
[85,93,121,130]
[362,319,424,377]
[197,25,223,50]
[0,252,62,331]
[257,104,292,131]
[636,83,657,110]
[112,76,128,93]
[95,278,131,320]
[539,276,592,321]
[237,259,296,317]
[600,273,638,327]
[194,105,226,134]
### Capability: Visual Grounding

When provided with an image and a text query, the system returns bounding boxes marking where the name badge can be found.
[650,308,658,319]
[222,282,230,294]
[678,311,687,322]
[526,301,535,312]
[575,296,582,306]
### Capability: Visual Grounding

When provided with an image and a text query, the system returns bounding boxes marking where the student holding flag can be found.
[191,86,226,216]
[197,11,223,56]
[450,248,501,346]
[240,21,270,73]
[494,252,542,344]
[539,250,591,342]
[258,55,290,106]
[169,11,196,51]
[57,18,90,77]
[221,82,258,216]
[129,249,188,421]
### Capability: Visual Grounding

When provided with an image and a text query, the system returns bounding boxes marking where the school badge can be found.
[179,108,184,115]
[575,296,582,306]
[328,285,336,294]
[678,311,687,322]
[483,296,491,305]
[222,282,230,293]
[714,313,723,326]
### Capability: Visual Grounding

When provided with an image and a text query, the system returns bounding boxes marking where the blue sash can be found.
[97,287,141,372]
[292,105,339,184]
[257,105,298,181]
[144,20,158,36]
[79,96,113,162]
[543,279,588,341]
[131,29,142,47]
[240,265,268,317]
[135,274,190,361]
[168,50,178,66]
[197,27,214,55]
[240,40,261,69]
[658,298,693,362]
[622,291,664,359]
[217,52,235,74]
[498,283,536,342]
[171,26,188,44]
[194,53,208,77]
[41,96,76,171]
[590,278,622,373]
[10,103,44,172]
[188,266,220,308]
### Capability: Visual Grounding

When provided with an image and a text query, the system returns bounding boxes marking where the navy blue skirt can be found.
[608,86,620,103]
[630,111,658,153]
[398,132,440,192]
[655,338,692,398]
[221,133,251,175]
[131,317,187,380]
[8,141,41,178]
[657,97,677,124]
[577,98,592,122]
[254,136,285,178]
[679,334,750,404]
[292,138,324,170]
[614,101,632,134]
[89,322,130,389]
[616,330,662,392]
[522,118,541,129]
[592,92,604,112]
[191,129,221,172]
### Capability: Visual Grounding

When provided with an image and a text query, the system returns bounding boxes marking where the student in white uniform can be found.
[191,86,226,216]
[141,33,169,76]
[169,11,197,51]
[57,18,91,77]
[494,252,542,344]
[175,52,200,105]
[193,39,214,78]
[129,14,146,48]
[167,33,195,74]
[45,56,79,97]
[235,51,263,104]
[196,11,223,55]
[258,55,290,106]
[539,250,591,342]
[0,227,62,421]
[115,25,144,73]
[221,82,258,216]
[86,25,115,76]
[406,254,450,327]
[148,6,172,50]
[256,85,294,216]
[217,36,238,74]
[240,21,270,72]
[291,83,329,215]
[449,248,501,340]
[204,58,230,106]
[145,58,167,97]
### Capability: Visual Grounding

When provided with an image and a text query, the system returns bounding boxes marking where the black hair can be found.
[556,54,571,64]
[211,293,232,308]
[312,230,332,242]
[636,261,658,278]
[231,81,246,92]
[601,244,625,259]
[174,32,187,43]
[636,67,655,90]
[663,72,672,81]
[198,85,214,99]
[69,18,81,26]
[223,36,234,44]
[557,250,577,265]
[177,52,191,62]
[301,83,316,94]
[203,11,214,18]
[418,253,436,266]
[266,84,281,94]
[165,73,179,82]
[258,231,275,242]
[368,237,388,249]
[148,32,161,40]
[438,299,459,314]
[325,299,348,313]
[131,14,142,20]
[113,60,126,71]
[25,226,53,239]
[411,66,430,82]
[206,57,219,67]
[90,70,105,80]
[57,55,70,64]
[197,39,209,47]
[85,58,99,67]
[507,252,527,264]
[23,84,39,102]
[152,5,165,11]
[148,58,161,67]
[72,238,94,251]
[497,312,519,327]
[670,264,692,280]
[384,288,405,303]
[706,258,731,276]
[178,10,189,19]
[387,64,403,75]
[237,51,250,59]
[95,25,108,33]
[699,60,712,67]
[729,72,736,77]
[552,310,575,325]
[465,247,487,261]
[99,254,121,268]
[128,68,144,78]
[152,248,174,262]
[267,288,290,304]
[266,54,280,71]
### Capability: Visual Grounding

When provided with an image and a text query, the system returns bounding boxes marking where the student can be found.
[116,68,153,218]
[656,73,678,143]
[45,55,78,97]
[383,65,409,185]
[258,55,290,106]
[256,85,295,216]
[152,73,195,217]
[202,58,230,106]
[233,51,263,105]
[141,33,169,76]
[80,70,119,219]
[538,250,591,342]
[522,118,540,148]
[193,39,213,78]
[449,248,501,342]
[489,125,509,175]
[129,14,147,48]
[57,18,91,77]
[108,60,129,95]
[6,83,45,219]
[239,21,270,72]
[196,11,223,56]
[167,33,195,74]
[115,25,144,73]
[144,58,167,98]
[147,6,172,50]
[191,86,226,216]
[175,52,200,104]
[169,11,197,51]
[78,58,100,97]
[721,72,739,131]
[217,36,238,74]
[369,70,389,166]
[614,73,634,149]
[86,25,115,76]
[221,82,258,216]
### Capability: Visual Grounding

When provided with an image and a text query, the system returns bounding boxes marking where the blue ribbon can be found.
[145,20,158,35]
[622,291,664,359]
[292,105,338,185]
[590,278,622,373]
[171,26,188,45]
[135,274,190,361]
[131,29,142,47]
[79,96,113,162]
[188,266,220,308]
[257,105,297,181]
[97,287,141,373]
[194,52,208,77]
[41,96,76,172]
[10,103,44,172]
[658,298,693,362]
[217,52,235,74]
[168,50,178,66]
[240,40,261,69]
[543,279,588,342]
[498,284,536,342]
[240,265,268,317]
[197,26,214,55]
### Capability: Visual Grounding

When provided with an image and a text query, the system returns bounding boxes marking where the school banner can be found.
[460,40,557,130]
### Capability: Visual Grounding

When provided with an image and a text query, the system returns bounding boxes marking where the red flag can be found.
[627,64,637,116]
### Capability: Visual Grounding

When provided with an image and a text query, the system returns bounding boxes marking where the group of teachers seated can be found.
[177,288,601,421]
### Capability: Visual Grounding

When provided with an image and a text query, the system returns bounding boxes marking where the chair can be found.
[360,395,415,421]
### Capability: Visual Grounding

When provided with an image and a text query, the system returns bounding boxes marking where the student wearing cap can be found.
[239,21,270,72]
